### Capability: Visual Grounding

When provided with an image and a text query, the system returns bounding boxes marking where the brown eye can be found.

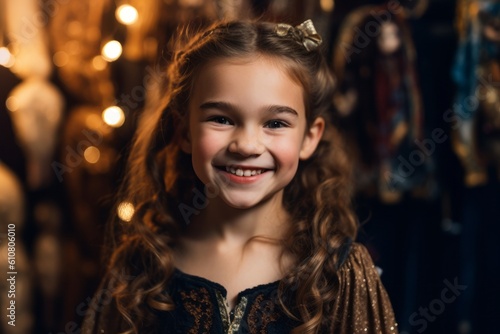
[265,120,288,128]
[208,116,232,125]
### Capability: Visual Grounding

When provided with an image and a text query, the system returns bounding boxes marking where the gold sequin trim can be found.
[215,290,248,334]
[229,296,247,333]
[215,290,230,333]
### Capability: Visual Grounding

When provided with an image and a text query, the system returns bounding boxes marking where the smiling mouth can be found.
[215,166,271,177]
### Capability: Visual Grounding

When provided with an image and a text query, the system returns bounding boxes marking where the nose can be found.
[228,126,265,157]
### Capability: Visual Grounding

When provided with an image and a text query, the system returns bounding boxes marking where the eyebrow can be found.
[199,101,299,117]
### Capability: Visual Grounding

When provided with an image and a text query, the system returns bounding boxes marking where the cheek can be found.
[192,141,211,167]
[194,129,225,156]
[190,129,225,175]
[270,136,302,171]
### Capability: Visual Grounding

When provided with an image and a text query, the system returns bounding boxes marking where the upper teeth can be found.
[225,167,264,176]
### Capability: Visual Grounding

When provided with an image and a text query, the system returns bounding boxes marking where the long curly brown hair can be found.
[101,19,358,334]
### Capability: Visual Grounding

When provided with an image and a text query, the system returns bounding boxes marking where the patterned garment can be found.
[83,243,399,334]
[161,268,295,333]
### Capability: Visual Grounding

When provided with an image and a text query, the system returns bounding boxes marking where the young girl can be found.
[83,19,398,334]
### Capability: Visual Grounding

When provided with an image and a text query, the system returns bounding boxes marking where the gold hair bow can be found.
[275,19,323,51]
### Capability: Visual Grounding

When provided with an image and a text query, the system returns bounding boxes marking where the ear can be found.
[299,117,325,160]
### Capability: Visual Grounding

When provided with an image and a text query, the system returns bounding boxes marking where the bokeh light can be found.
[5,96,19,112]
[320,0,334,12]
[83,146,100,164]
[0,47,15,68]
[102,106,125,127]
[101,40,123,62]
[53,51,69,67]
[117,201,135,222]
[116,5,139,25]
[92,55,108,70]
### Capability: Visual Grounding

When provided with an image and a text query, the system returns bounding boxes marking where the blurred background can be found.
[0,0,499,333]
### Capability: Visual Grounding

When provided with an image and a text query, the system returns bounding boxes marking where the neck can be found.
[181,192,291,247]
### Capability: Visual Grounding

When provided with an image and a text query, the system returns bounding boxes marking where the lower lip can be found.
[217,169,270,184]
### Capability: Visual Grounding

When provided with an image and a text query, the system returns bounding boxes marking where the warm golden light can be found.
[84,146,100,164]
[116,5,139,25]
[0,47,15,68]
[102,106,125,127]
[92,55,107,70]
[117,201,135,222]
[85,114,103,130]
[53,51,69,67]
[5,96,19,112]
[320,0,335,12]
[101,40,123,62]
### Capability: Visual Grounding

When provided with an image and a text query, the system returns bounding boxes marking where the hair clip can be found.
[275,19,323,51]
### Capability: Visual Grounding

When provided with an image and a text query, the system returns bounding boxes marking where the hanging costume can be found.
[332,4,432,203]
[452,0,500,186]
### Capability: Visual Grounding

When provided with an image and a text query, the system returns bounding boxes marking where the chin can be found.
[218,190,281,210]
[215,192,265,210]
[221,198,260,210]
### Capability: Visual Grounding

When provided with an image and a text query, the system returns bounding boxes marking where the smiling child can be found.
[83,19,398,334]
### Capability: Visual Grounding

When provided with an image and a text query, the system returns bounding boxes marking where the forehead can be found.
[189,56,306,115]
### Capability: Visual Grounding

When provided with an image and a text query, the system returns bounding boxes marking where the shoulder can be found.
[338,242,379,274]
[329,242,399,334]
[336,242,384,294]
